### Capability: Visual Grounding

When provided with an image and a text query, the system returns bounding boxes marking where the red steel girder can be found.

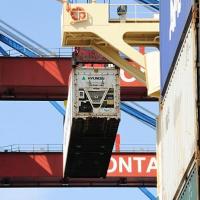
[0,152,156,187]
[0,57,157,101]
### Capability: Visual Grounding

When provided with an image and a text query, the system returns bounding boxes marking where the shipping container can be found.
[158,21,198,199]
[157,113,163,198]
[176,162,199,200]
[160,0,194,94]
[63,66,120,178]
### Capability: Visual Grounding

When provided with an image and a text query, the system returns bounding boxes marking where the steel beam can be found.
[120,102,156,128]
[139,187,157,200]
[0,57,157,101]
[49,101,65,116]
[0,25,45,56]
[0,19,54,56]
[61,3,159,82]
[92,44,146,83]
[136,0,159,11]
[0,152,156,187]
[0,46,9,56]
[0,34,38,57]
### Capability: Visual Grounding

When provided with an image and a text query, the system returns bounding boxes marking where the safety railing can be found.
[67,0,109,3]
[113,144,156,152]
[0,47,74,58]
[109,3,159,21]
[64,1,159,21]
[0,144,63,152]
[0,144,156,153]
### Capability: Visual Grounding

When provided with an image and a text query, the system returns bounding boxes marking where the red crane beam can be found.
[0,152,156,187]
[0,57,157,101]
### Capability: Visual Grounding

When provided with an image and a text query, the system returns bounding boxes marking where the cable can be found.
[130,102,157,118]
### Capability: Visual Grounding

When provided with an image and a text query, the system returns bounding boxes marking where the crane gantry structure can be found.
[0,0,159,199]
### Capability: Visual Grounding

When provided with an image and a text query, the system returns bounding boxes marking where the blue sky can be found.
[0,0,158,199]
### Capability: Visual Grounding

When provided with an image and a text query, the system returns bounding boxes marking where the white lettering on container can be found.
[169,0,182,40]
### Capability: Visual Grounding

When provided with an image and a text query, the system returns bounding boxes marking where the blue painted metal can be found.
[136,0,159,11]
[130,102,157,118]
[0,36,63,115]
[120,102,156,128]
[49,101,65,116]
[0,46,9,56]
[139,187,157,200]
[160,0,193,93]
[0,19,54,56]
[0,34,38,57]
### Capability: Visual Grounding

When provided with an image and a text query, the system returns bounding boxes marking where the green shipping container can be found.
[178,165,199,200]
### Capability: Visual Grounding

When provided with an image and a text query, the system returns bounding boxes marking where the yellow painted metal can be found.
[61,3,159,86]
[92,44,146,83]
[149,90,160,98]
[64,100,67,108]
[144,51,160,97]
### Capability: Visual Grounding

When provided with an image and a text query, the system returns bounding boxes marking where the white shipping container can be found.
[63,66,120,178]
[158,21,198,199]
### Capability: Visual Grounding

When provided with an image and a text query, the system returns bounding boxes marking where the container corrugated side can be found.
[157,113,163,198]
[158,21,198,200]
[176,161,199,200]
